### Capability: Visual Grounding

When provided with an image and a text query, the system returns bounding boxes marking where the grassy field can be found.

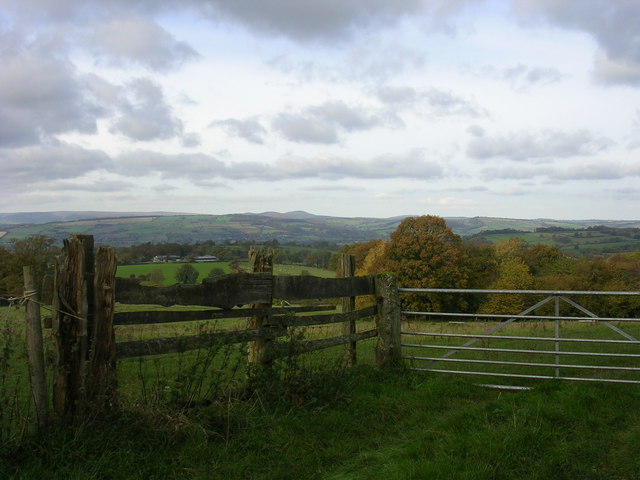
[472,229,640,256]
[116,262,335,286]
[4,304,640,479]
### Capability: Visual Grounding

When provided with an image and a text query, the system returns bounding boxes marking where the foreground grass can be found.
[3,367,640,480]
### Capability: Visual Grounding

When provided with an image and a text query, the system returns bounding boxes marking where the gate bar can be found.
[410,368,640,384]
[404,355,640,371]
[401,332,640,345]
[560,296,639,342]
[399,288,640,296]
[402,343,640,358]
[402,311,640,322]
[421,296,555,368]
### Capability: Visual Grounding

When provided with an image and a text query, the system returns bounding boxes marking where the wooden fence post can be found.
[23,265,48,429]
[88,246,118,405]
[52,234,94,418]
[340,254,357,367]
[247,247,274,367]
[374,274,402,367]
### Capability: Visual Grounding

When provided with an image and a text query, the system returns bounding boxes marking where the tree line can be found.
[338,215,640,317]
[2,218,640,317]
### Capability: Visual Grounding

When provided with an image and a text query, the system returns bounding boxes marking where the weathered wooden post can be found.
[340,254,357,367]
[23,266,48,429]
[247,247,274,367]
[374,274,402,367]
[88,246,118,405]
[52,234,94,418]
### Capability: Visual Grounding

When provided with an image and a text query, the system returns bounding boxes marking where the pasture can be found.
[116,262,335,286]
[3,302,640,479]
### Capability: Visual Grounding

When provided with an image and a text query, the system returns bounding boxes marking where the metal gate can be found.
[400,288,640,386]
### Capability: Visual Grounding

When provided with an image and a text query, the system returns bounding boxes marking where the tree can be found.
[386,216,469,312]
[207,267,226,278]
[356,240,389,276]
[148,269,165,286]
[1,235,59,294]
[480,258,534,314]
[175,264,199,284]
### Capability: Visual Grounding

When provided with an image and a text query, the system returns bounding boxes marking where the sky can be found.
[1,0,639,220]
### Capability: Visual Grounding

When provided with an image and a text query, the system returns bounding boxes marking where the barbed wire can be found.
[0,291,85,321]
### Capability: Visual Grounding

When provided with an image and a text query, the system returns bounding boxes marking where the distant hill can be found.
[0,211,189,225]
[1,211,639,251]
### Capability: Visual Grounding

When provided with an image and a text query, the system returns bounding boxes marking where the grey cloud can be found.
[481,165,547,180]
[89,17,200,72]
[376,85,419,105]
[211,118,267,144]
[272,113,338,144]
[0,142,112,189]
[376,85,485,117]
[112,148,442,181]
[0,47,104,147]
[272,101,387,144]
[115,150,225,179]
[503,63,564,88]
[482,161,640,182]
[8,0,476,45]
[514,0,640,86]
[110,78,183,141]
[270,41,427,83]
[35,179,134,192]
[423,88,486,117]
[275,149,442,180]
[467,125,485,137]
[554,162,640,181]
[197,0,424,43]
[468,129,613,161]
[594,52,640,87]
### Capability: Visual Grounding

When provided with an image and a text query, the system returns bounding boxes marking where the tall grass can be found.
[0,307,35,445]
[4,304,640,479]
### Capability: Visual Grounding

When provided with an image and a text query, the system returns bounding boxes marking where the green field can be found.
[116,262,335,286]
[471,229,640,256]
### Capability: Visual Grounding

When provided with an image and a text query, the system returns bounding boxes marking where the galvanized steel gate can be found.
[400,289,640,386]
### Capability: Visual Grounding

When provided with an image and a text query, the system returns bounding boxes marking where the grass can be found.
[116,262,335,286]
[3,368,640,479]
[4,303,640,479]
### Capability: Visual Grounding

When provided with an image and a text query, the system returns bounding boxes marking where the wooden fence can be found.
[23,235,402,422]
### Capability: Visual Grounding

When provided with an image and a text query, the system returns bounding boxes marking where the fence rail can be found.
[22,237,401,423]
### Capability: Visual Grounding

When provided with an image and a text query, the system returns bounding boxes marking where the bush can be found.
[175,264,199,284]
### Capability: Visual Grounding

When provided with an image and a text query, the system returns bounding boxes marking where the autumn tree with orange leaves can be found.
[386,216,469,312]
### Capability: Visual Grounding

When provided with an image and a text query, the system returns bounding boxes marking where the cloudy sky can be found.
[1,0,639,219]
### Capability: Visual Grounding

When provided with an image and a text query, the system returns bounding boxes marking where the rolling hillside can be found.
[1,211,640,251]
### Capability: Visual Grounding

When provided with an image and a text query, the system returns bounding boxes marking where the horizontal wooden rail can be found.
[268,329,378,359]
[266,306,377,328]
[116,327,283,359]
[115,273,273,308]
[115,307,377,358]
[116,274,376,308]
[114,305,337,326]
